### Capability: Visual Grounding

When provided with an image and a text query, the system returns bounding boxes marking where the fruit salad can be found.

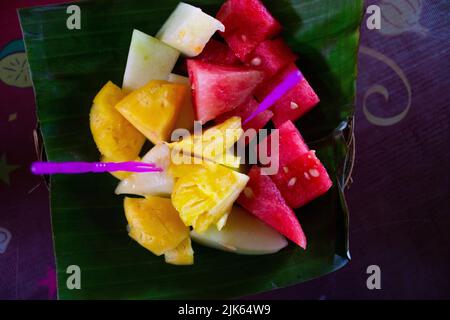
[89,0,332,266]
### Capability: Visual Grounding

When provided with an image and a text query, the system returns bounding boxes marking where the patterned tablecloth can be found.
[1,0,449,299]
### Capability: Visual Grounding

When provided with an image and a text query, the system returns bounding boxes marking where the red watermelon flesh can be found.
[271,151,333,208]
[276,120,310,166]
[237,166,307,248]
[245,38,298,81]
[260,120,309,168]
[216,0,282,61]
[196,39,241,66]
[260,120,332,208]
[187,60,264,123]
[255,64,320,127]
[216,98,273,144]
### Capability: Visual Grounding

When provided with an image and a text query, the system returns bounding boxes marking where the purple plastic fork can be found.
[31,161,162,175]
[243,68,304,125]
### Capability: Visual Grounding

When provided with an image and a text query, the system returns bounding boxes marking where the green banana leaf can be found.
[20,0,362,299]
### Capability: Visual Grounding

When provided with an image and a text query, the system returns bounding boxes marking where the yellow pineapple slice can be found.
[164,237,194,265]
[168,73,196,131]
[89,81,146,172]
[214,148,241,169]
[169,116,243,168]
[124,196,189,256]
[115,80,187,144]
[215,207,231,231]
[170,161,249,233]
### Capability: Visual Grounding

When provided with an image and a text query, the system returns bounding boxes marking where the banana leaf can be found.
[19,0,362,299]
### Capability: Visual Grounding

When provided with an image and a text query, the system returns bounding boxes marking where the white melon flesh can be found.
[115,143,174,196]
[191,206,288,255]
[168,73,190,85]
[156,2,225,57]
[122,29,180,92]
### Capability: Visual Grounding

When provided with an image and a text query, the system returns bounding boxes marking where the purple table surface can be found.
[1,0,449,299]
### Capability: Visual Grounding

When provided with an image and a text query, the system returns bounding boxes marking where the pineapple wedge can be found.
[168,73,195,131]
[156,2,225,57]
[214,147,241,169]
[115,80,188,144]
[124,196,189,256]
[170,161,249,233]
[115,143,174,196]
[122,29,180,93]
[89,81,145,178]
[169,116,243,168]
[164,237,194,265]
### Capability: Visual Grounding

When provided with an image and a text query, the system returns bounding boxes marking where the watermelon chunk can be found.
[216,0,281,61]
[245,38,297,81]
[261,120,309,168]
[261,120,332,208]
[196,39,240,65]
[271,151,333,209]
[255,64,320,127]
[216,98,273,144]
[187,60,263,123]
[237,166,306,248]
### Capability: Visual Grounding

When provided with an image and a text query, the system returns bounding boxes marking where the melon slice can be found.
[216,98,273,145]
[187,60,263,123]
[271,150,333,209]
[245,38,297,81]
[89,81,145,179]
[274,120,309,167]
[115,143,174,196]
[263,120,332,208]
[122,29,180,93]
[216,0,281,60]
[124,196,189,256]
[191,206,287,255]
[255,64,320,127]
[115,80,187,144]
[258,120,309,168]
[164,237,194,265]
[237,166,306,248]
[196,39,240,65]
[156,2,224,57]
